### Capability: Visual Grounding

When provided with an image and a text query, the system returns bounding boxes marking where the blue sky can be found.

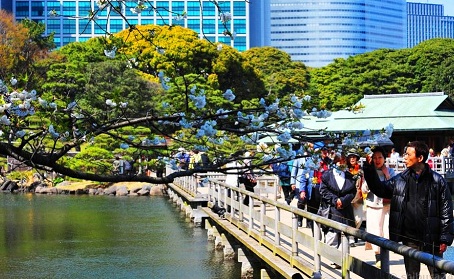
[408,0,454,16]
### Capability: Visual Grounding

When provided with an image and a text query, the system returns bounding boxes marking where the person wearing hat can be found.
[175,148,190,170]
[361,146,396,267]
[346,148,365,225]
[347,148,360,160]
[346,147,366,247]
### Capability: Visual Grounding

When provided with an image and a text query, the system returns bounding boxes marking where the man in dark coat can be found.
[363,141,453,279]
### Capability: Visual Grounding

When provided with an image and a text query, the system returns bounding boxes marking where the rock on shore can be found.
[15,180,166,196]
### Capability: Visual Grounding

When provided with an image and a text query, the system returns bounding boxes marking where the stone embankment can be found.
[0,179,166,196]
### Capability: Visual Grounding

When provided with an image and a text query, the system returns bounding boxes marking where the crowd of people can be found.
[263,141,453,278]
[111,140,453,277]
[111,147,212,177]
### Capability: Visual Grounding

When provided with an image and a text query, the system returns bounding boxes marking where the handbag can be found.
[317,204,331,219]
[317,204,331,232]
[239,173,257,187]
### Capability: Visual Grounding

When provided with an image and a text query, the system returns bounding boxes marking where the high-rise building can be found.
[0,0,12,11]
[249,0,270,49]
[2,1,454,68]
[2,0,248,51]
[407,2,454,47]
[262,0,407,68]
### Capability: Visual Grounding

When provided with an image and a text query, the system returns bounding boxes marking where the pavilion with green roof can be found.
[303,92,454,154]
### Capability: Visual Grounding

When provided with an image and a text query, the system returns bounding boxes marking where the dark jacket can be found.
[363,163,453,248]
[319,169,357,228]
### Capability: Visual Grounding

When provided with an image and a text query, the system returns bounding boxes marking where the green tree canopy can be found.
[242,47,309,102]
[0,3,452,185]
[309,38,454,110]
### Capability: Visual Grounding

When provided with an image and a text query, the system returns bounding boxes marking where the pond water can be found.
[0,194,241,279]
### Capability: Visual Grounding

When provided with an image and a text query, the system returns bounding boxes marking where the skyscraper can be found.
[4,0,248,51]
[263,0,407,68]
[2,0,454,68]
[407,2,454,47]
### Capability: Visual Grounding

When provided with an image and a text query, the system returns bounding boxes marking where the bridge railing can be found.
[171,171,454,278]
[362,156,454,177]
[170,156,454,199]
[207,178,454,278]
[170,168,279,199]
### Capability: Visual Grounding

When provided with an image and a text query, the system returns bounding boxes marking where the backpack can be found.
[124,160,131,171]
[192,153,202,168]
[272,161,291,180]
[201,153,211,167]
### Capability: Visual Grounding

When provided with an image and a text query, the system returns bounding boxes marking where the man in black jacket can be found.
[363,141,453,279]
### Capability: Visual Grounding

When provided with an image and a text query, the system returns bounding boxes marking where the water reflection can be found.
[0,194,241,279]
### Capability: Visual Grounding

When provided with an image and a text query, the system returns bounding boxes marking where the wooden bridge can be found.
[165,156,454,279]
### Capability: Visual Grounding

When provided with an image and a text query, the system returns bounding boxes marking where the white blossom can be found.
[0,115,10,125]
[106,99,117,107]
[10,77,17,86]
[104,47,117,59]
[219,12,232,23]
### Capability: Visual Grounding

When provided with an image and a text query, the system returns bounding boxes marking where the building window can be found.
[187,1,200,16]
[141,19,155,25]
[234,36,246,51]
[16,1,30,17]
[79,1,92,16]
[63,19,76,33]
[234,19,246,34]
[47,1,60,14]
[79,20,91,35]
[110,19,123,33]
[233,1,246,16]
[47,19,61,34]
[94,20,107,34]
[187,19,200,33]
[202,2,215,16]
[202,19,216,34]
[62,1,76,17]
[218,36,231,44]
[156,1,170,16]
[172,1,185,14]
[218,1,231,13]
[31,1,44,16]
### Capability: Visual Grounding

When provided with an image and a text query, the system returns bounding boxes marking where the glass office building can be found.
[407,2,454,47]
[2,1,454,67]
[3,0,248,51]
[267,0,407,68]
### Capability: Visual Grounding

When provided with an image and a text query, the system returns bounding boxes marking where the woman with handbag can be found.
[361,146,395,267]
[319,152,357,269]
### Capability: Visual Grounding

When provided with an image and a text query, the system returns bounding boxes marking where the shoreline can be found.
[2,179,166,196]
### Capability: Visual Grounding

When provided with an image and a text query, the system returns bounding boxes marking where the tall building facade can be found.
[264,0,407,68]
[0,0,12,11]
[407,2,454,47]
[249,0,270,49]
[2,0,248,51]
[2,1,454,68]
